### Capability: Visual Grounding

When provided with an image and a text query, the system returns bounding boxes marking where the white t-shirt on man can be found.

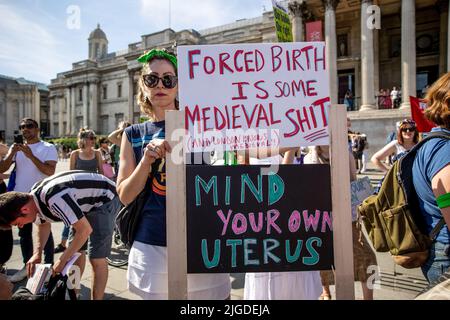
[12,141,58,192]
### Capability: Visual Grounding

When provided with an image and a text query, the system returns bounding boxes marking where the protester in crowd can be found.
[0,118,57,283]
[0,171,120,300]
[98,137,115,180]
[351,132,368,174]
[243,151,322,300]
[54,129,103,255]
[412,73,450,283]
[108,121,132,179]
[371,119,419,173]
[0,142,11,275]
[344,90,353,111]
[391,86,400,108]
[304,145,377,300]
[116,49,231,299]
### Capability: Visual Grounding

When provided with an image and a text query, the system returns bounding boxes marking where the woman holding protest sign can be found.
[116,49,231,300]
[303,146,377,300]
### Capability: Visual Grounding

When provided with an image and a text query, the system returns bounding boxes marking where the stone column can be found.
[322,0,339,104]
[400,0,416,109]
[288,0,304,42]
[65,88,71,135]
[438,1,449,75]
[360,0,376,111]
[19,99,24,121]
[58,97,64,137]
[49,98,55,136]
[128,71,135,122]
[83,83,89,128]
[89,82,98,131]
[70,87,76,134]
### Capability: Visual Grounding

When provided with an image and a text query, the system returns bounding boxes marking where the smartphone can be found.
[14,134,24,144]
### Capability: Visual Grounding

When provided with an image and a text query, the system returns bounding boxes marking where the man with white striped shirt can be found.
[0,171,121,300]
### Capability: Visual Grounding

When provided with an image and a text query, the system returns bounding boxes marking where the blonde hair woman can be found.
[54,128,103,267]
[117,49,231,300]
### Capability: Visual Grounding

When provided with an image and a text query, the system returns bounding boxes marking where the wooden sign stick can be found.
[329,104,355,300]
[166,110,188,300]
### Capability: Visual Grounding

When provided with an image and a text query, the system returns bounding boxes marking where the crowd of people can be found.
[0,49,449,300]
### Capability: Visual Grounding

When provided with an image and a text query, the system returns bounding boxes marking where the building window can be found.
[102,85,108,100]
[337,34,348,57]
[115,113,124,128]
[101,116,109,134]
[78,88,83,102]
[117,83,122,98]
[76,117,83,131]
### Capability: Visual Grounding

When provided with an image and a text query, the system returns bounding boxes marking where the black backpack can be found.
[12,274,77,300]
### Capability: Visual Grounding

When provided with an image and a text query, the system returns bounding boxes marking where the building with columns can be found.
[49,1,448,155]
[0,74,50,143]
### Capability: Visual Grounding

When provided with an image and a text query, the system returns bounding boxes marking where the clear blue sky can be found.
[0,0,275,84]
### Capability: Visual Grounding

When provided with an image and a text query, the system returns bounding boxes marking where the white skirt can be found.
[127,241,231,300]
[244,271,322,300]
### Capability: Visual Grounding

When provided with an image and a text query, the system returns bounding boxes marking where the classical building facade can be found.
[48,0,449,149]
[0,75,50,143]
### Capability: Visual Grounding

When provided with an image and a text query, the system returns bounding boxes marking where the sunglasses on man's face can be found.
[401,127,416,133]
[19,123,36,130]
[142,74,178,89]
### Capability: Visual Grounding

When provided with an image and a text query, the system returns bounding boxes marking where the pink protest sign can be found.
[177,43,331,152]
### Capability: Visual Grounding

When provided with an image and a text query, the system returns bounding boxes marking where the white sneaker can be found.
[8,267,27,283]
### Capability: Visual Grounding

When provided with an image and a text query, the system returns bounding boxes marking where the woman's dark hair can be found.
[0,192,31,229]
[99,137,109,144]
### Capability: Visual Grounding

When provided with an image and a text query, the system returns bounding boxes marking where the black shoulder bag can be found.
[115,123,159,248]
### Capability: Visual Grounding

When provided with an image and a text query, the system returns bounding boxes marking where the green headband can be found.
[137,49,178,69]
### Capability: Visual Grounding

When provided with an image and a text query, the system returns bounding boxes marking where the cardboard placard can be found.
[186,164,333,273]
[178,42,331,153]
[272,0,293,42]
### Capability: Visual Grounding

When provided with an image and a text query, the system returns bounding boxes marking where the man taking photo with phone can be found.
[0,118,58,283]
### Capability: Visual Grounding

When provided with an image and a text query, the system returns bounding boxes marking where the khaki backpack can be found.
[358,132,449,269]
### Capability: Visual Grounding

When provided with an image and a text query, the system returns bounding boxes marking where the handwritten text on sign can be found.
[178,43,331,152]
[186,164,334,273]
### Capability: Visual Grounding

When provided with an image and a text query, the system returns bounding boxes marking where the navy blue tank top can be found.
[125,121,166,246]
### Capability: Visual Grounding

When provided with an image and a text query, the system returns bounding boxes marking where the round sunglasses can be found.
[142,74,178,89]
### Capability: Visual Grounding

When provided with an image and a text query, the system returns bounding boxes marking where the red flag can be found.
[409,96,436,132]
[305,21,322,41]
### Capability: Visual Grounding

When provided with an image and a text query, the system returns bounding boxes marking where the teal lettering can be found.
[226,239,242,268]
[268,173,285,205]
[241,173,263,204]
[201,239,221,269]
[263,239,281,264]
[195,175,218,206]
[244,239,259,266]
[302,237,322,265]
[225,176,231,205]
[285,239,303,263]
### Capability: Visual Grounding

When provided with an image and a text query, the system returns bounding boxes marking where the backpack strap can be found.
[398,130,450,238]
[429,218,446,241]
